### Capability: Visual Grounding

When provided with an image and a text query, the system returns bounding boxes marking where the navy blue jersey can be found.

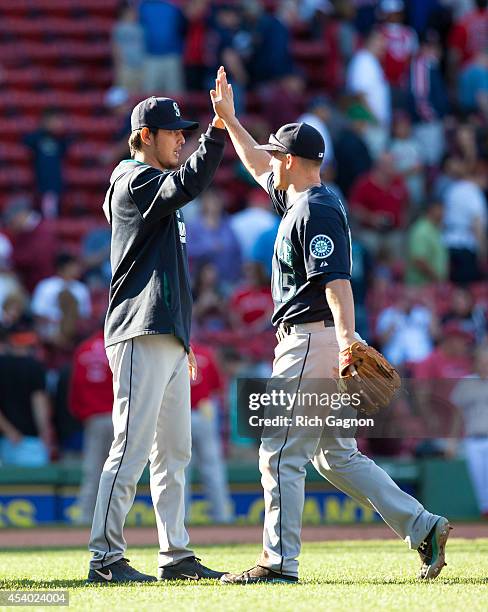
[267,174,352,327]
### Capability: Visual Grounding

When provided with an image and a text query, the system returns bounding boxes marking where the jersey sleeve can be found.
[129,125,226,223]
[266,173,288,217]
[301,205,352,284]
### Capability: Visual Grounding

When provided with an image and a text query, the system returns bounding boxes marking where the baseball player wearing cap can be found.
[87,94,228,583]
[210,67,451,584]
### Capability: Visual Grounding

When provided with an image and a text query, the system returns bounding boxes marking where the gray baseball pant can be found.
[89,334,194,569]
[77,414,114,525]
[258,322,440,577]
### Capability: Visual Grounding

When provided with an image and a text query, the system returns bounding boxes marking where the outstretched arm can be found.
[211,66,271,190]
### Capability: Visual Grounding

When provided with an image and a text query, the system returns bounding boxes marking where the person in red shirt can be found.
[379,0,418,88]
[448,0,488,76]
[413,323,474,455]
[183,0,211,90]
[187,341,232,523]
[349,151,409,255]
[3,196,57,294]
[69,330,114,524]
[230,262,274,333]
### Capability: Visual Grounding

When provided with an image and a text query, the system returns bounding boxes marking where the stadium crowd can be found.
[0,0,487,519]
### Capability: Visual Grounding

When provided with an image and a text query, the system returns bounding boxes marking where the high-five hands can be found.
[210,66,235,125]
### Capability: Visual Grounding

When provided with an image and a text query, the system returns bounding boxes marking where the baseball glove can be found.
[338,342,401,416]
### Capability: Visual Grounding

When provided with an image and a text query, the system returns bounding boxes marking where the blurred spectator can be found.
[349,151,408,255]
[98,87,131,166]
[69,330,114,525]
[0,231,24,312]
[251,217,280,278]
[229,262,273,334]
[4,196,57,293]
[389,111,425,208]
[458,49,488,115]
[442,287,487,343]
[278,0,334,28]
[378,0,418,92]
[346,27,391,128]
[0,230,12,269]
[186,341,233,523]
[186,189,242,287]
[219,345,266,459]
[318,0,358,95]
[353,0,378,34]
[230,189,278,261]
[31,253,91,348]
[192,261,228,333]
[1,292,31,334]
[82,225,111,289]
[23,109,69,218]
[448,0,488,79]
[0,334,53,467]
[298,96,334,166]
[242,0,294,86]
[405,201,448,286]
[450,345,488,516]
[111,3,145,93]
[376,288,438,368]
[409,30,448,167]
[432,154,466,202]
[321,163,347,204]
[334,104,373,196]
[140,0,186,94]
[207,3,249,113]
[414,322,474,379]
[183,0,211,90]
[443,162,487,284]
[413,323,475,454]
[259,71,306,130]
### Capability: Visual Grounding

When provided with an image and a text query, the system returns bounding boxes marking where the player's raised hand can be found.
[210,66,235,123]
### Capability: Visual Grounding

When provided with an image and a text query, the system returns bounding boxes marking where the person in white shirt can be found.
[376,288,438,367]
[31,253,91,344]
[229,189,279,261]
[450,345,488,516]
[346,27,391,128]
[443,166,488,284]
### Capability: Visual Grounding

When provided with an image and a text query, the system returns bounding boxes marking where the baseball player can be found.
[210,67,451,584]
[87,94,227,583]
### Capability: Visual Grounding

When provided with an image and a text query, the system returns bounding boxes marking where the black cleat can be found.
[221,565,298,584]
[158,556,226,581]
[86,558,157,584]
[417,517,453,580]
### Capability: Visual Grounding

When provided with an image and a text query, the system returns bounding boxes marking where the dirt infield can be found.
[1,523,488,549]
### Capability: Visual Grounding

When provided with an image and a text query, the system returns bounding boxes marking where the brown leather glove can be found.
[338,342,401,416]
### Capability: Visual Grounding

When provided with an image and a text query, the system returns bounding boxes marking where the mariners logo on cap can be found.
[173,102,181,117]
[309,234,334,259]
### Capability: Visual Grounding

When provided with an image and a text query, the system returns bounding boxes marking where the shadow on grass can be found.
[0,578,232,589]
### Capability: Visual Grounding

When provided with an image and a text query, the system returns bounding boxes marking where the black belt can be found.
[275,320,334,342]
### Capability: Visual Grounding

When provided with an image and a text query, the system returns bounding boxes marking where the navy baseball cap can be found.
[131,96,199,132]
[254,123,325,161]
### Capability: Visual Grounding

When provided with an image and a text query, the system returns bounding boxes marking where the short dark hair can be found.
[128,127,158,157]
[55,253,76,271]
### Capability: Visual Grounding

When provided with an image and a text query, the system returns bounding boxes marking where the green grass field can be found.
[1,540,488,611]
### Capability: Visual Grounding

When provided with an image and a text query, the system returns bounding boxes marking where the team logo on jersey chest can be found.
[309,234,334,259]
